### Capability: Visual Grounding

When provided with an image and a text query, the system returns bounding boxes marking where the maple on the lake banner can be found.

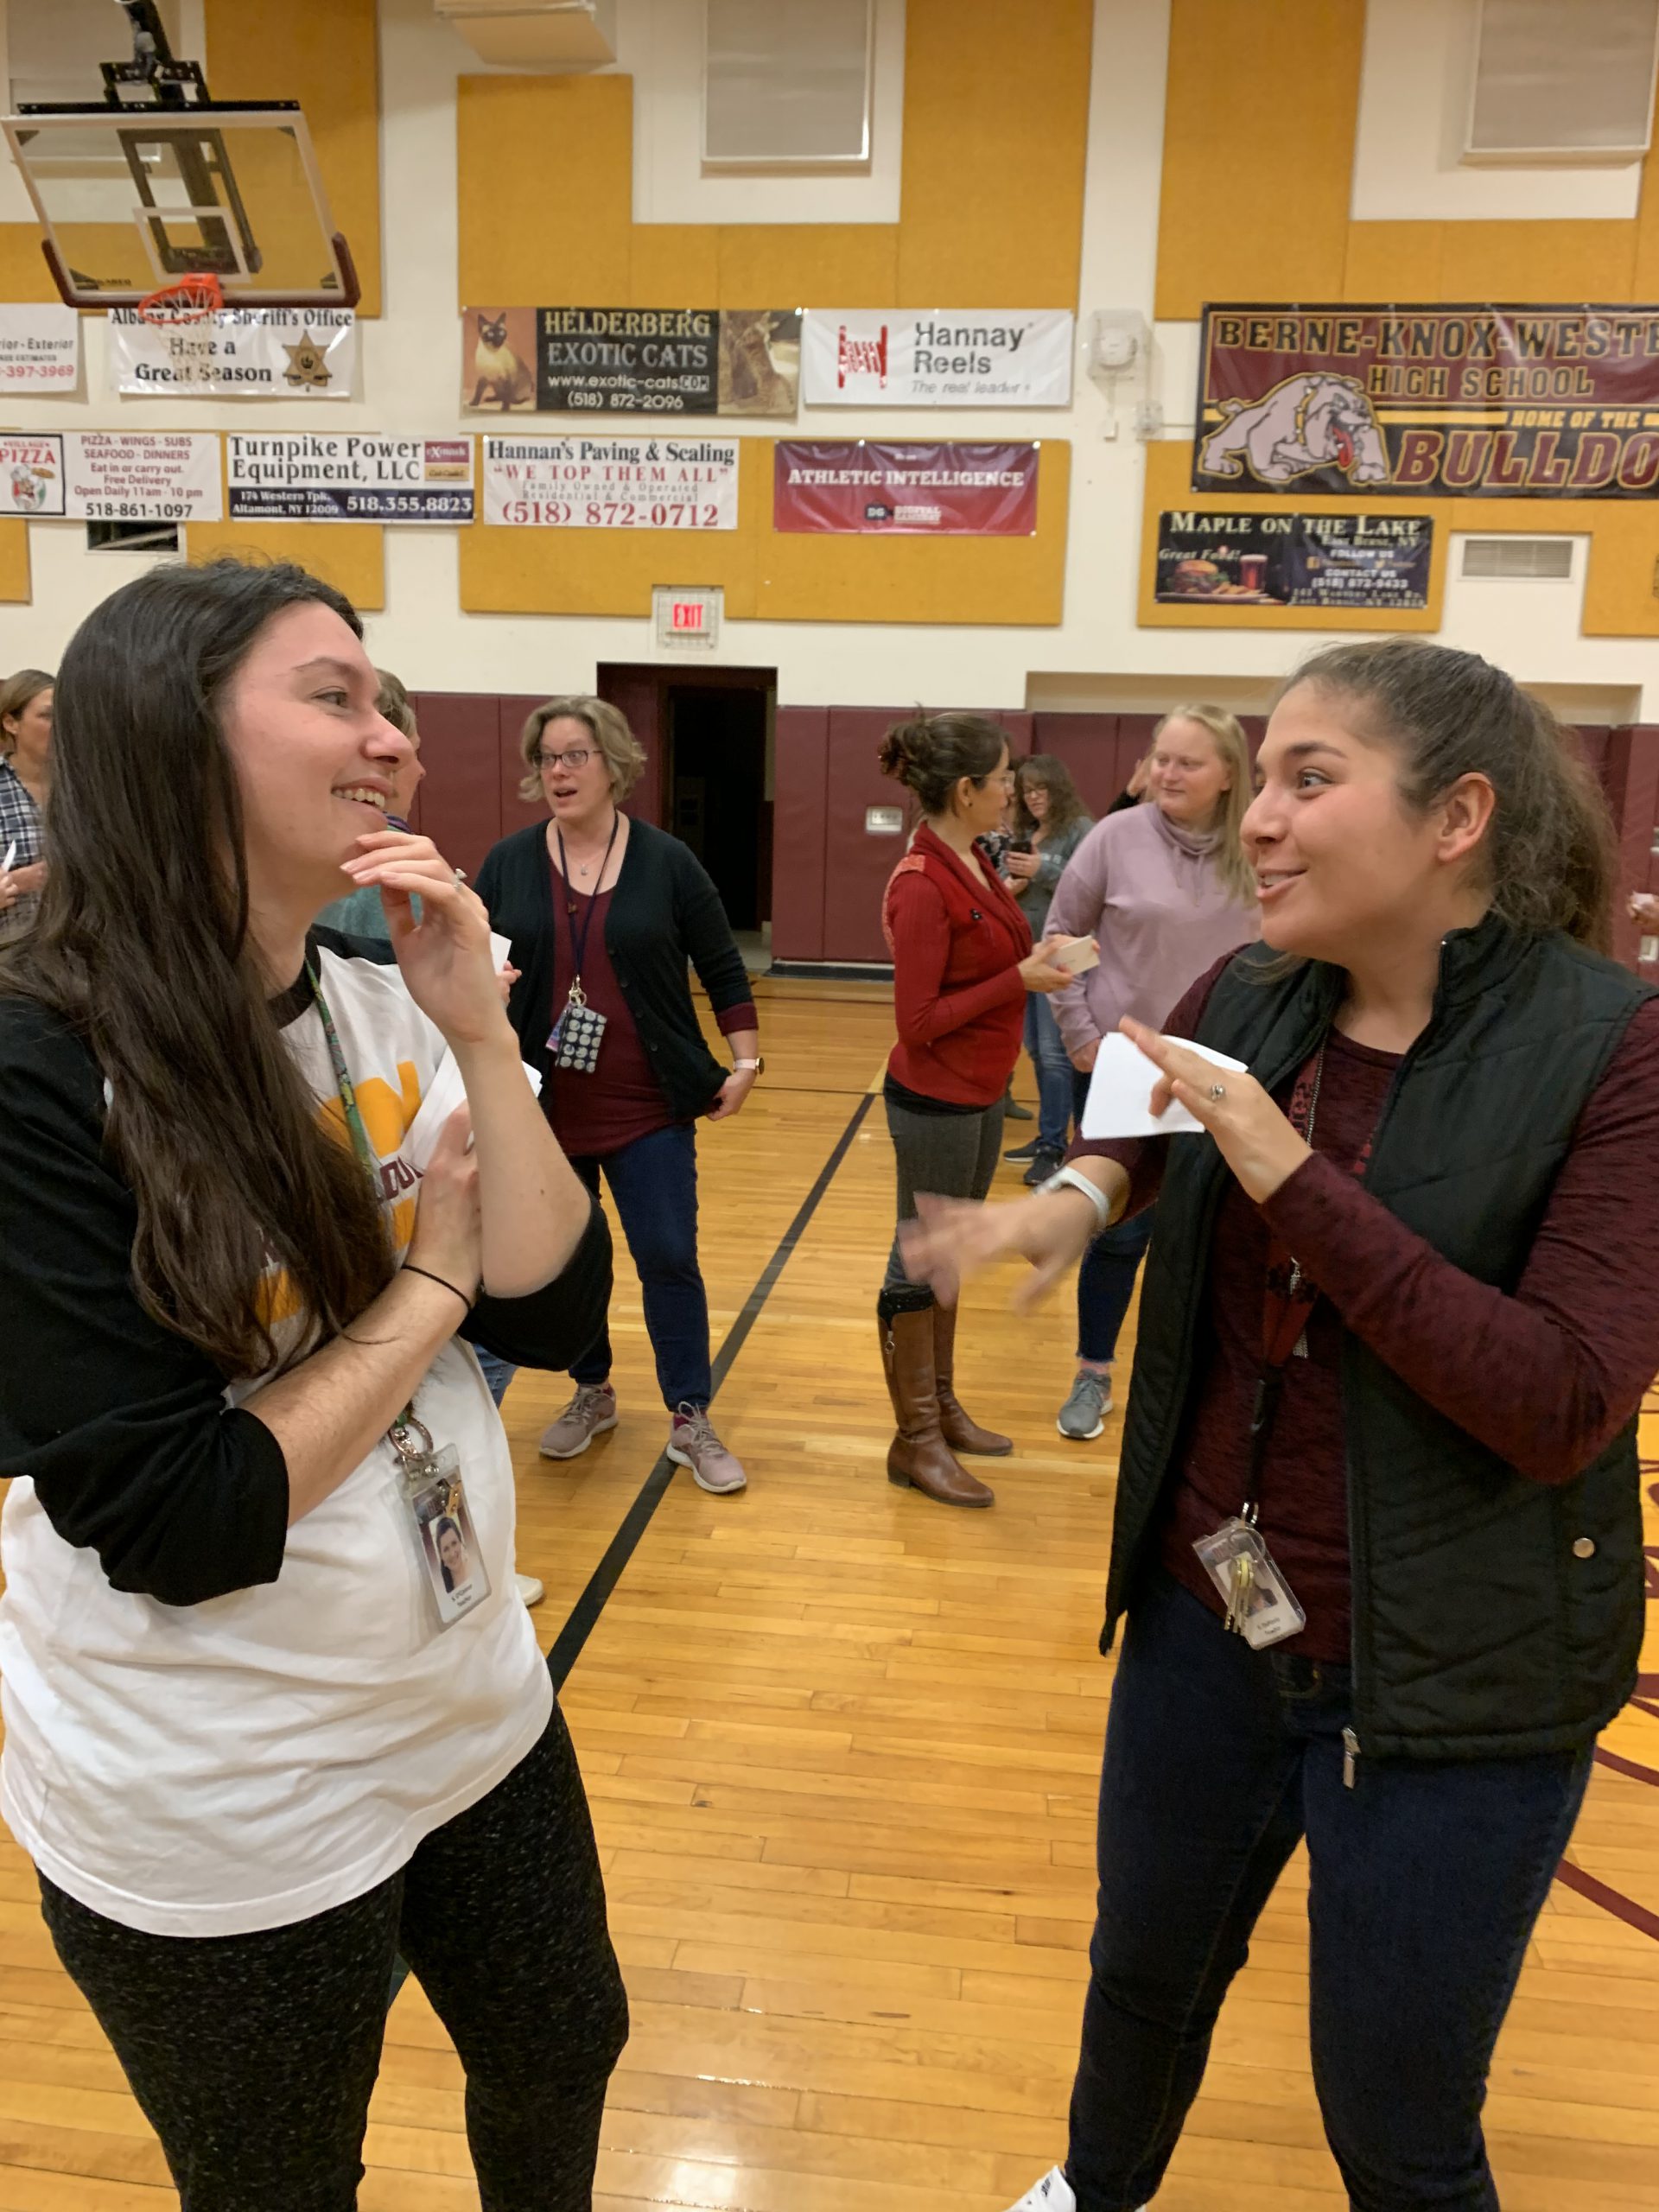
[1193,303,1659,499]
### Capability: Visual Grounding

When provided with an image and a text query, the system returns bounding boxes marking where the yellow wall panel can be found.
[0,228,71,303]
[203,0,383,318]
[895,0,1090,307]
[630,228,721,307]
[0,522,30,603]
[1136,441,1448,633]
[1436,222,1634,304]
[459,445,765,619]
[1158,2,1364,321]
[184,521,385,611]
[1581,509,1659,636]
[458,78,633,306]
[1343,223,1446,302]
[716,226,898,308]
[756,442,1070,626]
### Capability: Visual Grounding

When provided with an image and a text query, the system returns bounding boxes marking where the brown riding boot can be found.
[878,1292,995,1508]
[931,1299,1013,1457]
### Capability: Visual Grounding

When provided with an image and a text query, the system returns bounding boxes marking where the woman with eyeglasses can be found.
[874,712,1078,1509]
[474,696,759,1493]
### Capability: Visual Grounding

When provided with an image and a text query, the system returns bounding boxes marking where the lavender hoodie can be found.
[1045,801,1261,1061]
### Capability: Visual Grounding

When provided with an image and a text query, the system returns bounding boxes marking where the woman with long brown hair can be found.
[904,639,1659,2212]
[0,559,626,2205]
[1003,753,1094,1184]
[0,665,53,943]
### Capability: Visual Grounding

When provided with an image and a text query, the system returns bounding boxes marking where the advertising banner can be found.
[227,435,474,523]
[1194,303,1659,498]
[480,435,741,529]
[0,304,79,393]
[462,308,799,417]
[772,441,1039,534]
[65,432,223,521]
[802,309,1073,406]
[1155,509,1432,610]
[109,308,359,398]
[0,434,64,514]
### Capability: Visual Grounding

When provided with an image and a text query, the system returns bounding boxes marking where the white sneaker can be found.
[1003,2174,1076,2212]
[515,1571,545,1607]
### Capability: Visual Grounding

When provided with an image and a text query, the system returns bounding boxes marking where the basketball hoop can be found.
[136,272,226,326]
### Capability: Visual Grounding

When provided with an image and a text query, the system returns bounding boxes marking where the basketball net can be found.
[135,272,226,326]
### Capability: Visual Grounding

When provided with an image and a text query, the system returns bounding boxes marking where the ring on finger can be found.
[1208,1081,1227,1101]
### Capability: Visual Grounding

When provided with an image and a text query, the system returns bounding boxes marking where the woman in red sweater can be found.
[877,713,1076,1507]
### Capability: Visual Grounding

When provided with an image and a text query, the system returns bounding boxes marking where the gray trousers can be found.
[884,1096,1006,1290]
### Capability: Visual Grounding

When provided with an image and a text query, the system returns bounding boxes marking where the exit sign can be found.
[652,584,722,652]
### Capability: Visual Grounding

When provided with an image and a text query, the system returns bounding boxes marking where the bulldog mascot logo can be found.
[1199,372,1389,486]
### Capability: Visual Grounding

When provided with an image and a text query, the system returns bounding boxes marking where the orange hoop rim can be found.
[135,273,226,325]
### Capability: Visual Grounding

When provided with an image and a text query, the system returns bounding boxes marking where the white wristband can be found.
[1040,1163,1111,1234]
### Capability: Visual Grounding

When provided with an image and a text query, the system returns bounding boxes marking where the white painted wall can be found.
[0,0,1655,716]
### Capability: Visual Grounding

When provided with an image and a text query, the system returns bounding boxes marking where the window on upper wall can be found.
[7,0,200,111]
[1464,0,1659,164]
[702,0,874,171]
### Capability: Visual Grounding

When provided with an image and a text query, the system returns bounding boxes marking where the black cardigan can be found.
[474,816,757,1122]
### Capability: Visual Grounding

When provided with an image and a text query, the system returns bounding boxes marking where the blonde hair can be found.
[0,667,52,758]
[373,668,418,744]
[1154,702,1256,906]
[518,694,645,804]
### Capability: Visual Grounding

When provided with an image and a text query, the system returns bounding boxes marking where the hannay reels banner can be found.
[772,442,1039,534]
[462,308,799,418]
[1194,303,1659,499]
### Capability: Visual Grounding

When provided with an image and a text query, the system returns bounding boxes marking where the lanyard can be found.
[556,814,620,1004]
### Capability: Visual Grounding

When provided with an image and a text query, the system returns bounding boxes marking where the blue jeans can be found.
[569,1122,712,1411]
[1024,992,1074,1154]
[474,1347,516,1407]
[1065,1570,1593,2211]
[1072,1067,1154,1364]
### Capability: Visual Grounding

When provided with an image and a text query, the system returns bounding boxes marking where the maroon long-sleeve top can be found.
[882,822,1033,1107]
[1073,954,1659,1661]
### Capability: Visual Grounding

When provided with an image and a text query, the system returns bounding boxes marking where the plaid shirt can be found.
[0,758,44,944]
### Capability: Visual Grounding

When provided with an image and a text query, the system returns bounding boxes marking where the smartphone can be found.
[1008,837,1033,855]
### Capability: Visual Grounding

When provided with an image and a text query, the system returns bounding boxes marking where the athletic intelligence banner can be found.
[1194,303,1659,498]
[1155,510,1432,610]
[462,308,799,417]
[772,441,1039,534]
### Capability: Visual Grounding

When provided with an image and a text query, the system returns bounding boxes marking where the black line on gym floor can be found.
[547,1090,876,1690]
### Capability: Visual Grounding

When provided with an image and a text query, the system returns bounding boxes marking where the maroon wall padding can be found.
[1031,711,1119,817]
[497,692,555,845]
[594,666,666,824]
[823,707,909,963]
[408,691,503,882]
[771,705,830,961]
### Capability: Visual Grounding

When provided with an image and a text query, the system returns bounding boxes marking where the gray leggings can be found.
[884,1095,1005,1289]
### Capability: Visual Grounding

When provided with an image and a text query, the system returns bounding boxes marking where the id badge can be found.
[548,994,607,1075]
[396,1437,493,1630]
[1192,1516,1306,1650]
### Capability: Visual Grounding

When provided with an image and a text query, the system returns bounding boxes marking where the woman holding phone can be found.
[0,559,626,2208]
[903,639,1659,2212]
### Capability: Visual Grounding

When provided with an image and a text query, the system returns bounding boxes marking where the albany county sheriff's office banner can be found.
[1156,511,1433,611]
[801,310,1073,406]
[462,308,799,417]
[227,436,474,523]
[481,435,741,529]
[773,442,1039,535]
[109,309,359,399]
[0,431,221,519]
[1193,304,1659,498]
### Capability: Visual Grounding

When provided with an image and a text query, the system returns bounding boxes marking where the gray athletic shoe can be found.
[538,1383,618,1460]
[1057,1369,1112,1440]
[667,1403,747,1494]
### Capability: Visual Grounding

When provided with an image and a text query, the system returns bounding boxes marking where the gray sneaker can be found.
[667,1403,747,1494]
[1057,1369,1112,1440]
[538,1383,618,1460]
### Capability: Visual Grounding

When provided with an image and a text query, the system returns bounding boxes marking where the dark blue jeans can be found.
[1071,1068,1154,1365]
[569,1122,712,1411]
[1024,991,1075,1154]
[1066,1570,1593,2211]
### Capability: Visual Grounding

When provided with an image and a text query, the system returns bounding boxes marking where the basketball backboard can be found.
[1,104,359,309]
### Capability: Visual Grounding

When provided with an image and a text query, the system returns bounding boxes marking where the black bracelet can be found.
[402,1263,474,1315]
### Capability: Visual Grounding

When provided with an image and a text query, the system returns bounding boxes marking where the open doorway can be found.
[595,663,776,965]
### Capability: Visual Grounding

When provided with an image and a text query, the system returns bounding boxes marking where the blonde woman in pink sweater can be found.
[1045,707,1260,1440]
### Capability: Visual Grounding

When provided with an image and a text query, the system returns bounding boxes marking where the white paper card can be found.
[1080,1033,1249,1141]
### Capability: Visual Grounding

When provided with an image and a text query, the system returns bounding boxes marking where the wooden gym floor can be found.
[0,974,1655,2209]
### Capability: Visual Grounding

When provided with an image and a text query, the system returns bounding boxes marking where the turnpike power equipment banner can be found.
[1192,303,1659,498]
[462,308,800,418]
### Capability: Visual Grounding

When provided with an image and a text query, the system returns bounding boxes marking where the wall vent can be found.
[1459,536,1576,580]
[435,1,616,71]
[1465,0,1659,163]
[703,0,874,169]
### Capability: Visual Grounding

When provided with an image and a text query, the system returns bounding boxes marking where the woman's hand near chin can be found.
[339,830,505,1048]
